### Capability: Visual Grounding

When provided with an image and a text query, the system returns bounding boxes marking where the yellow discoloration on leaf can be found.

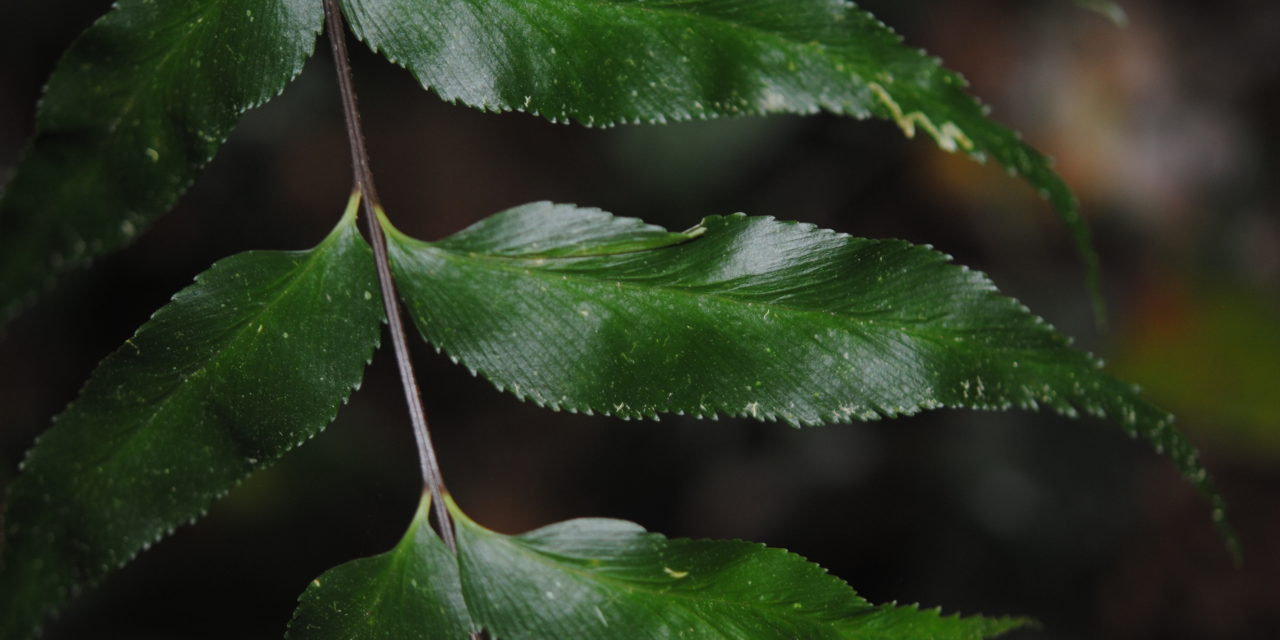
[868,82,974,153]
[663,567,689,579]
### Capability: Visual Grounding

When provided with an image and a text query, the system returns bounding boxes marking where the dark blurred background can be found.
[2,0,1277,638]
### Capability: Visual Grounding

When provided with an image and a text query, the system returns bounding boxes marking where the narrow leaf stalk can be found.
[324,0,456,552]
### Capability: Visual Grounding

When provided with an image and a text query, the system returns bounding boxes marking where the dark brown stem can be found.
[324,0,456,553]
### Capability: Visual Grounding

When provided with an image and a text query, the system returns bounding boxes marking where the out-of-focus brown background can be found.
[2,1,1277,637]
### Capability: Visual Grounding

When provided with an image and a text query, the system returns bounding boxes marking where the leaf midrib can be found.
[474,528,864,637]
[418,239,950,330]
[421,227,1086,366]
[409,236,1098,422]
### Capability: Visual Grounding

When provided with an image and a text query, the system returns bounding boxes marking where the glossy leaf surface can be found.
[288,495,477,640]
[0,198,382,639]
[452,498,1028,639]
[0,0,323,323]
[342,0,1100,306]
[386,202,1234,550]
[291,495,1026,639]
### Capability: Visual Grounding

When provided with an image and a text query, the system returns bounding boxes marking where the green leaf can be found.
[291,495,1027,639]
[0,195,382,640]
[288,495,477,640]
[384,202,1236,554]
[451,497,1028,639]
[0,0,323,324]
[341,0,1102,313]
[1074,0,1128,25]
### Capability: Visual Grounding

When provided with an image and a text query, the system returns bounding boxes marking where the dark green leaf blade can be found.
[0,196,382,639]
[385,202,1235,554]
[287,495,477,640]
[451,498,1028,639]
[0,0,324,323]
[342,0,1101,310]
